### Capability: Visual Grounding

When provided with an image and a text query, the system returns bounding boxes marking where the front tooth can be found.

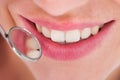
[66,30,80,43]
[91,26,99,35]
[81,28,91,39]
[36,24,41,32]
[42,27,51,38]
[51,30,65,42]
[27,50,40,59]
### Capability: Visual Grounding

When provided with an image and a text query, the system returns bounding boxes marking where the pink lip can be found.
[20,16,114,61]
[29,18,108,31]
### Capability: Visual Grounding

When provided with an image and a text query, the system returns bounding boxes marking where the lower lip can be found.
[20,17,114,61]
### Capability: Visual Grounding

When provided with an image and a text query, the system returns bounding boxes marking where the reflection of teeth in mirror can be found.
[26,38,39,49]
[27,50,40,59]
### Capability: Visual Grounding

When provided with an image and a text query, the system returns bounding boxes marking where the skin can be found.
[0,0,120,80]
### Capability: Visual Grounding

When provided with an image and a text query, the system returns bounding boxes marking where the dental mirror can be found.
[0,26,42,62]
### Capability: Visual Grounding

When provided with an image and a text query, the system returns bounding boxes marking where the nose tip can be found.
[33,0,89,16]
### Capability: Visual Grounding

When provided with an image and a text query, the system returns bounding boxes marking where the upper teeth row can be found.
[36,24,102,43]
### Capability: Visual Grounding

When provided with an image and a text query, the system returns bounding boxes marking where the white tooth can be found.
[81,28,91,39]
[27,50,40,59]
[36,24,41,32]
[91,26,99,35]
[66,30,80,43]
[51,30,65,42]
[42,27,51,38]
[26,38,39,49]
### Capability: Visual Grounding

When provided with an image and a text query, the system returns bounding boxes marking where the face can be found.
[0,0,120,80]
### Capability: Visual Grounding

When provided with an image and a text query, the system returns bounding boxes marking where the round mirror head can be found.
[8,27,42,61]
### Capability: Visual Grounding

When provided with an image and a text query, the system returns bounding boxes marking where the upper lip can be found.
[20,15,113,31]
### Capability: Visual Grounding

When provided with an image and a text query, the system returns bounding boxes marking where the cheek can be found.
[114,22,120,50]
[0,0,6,5]
[115,0,120,4]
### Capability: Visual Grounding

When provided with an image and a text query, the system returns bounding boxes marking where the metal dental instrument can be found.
[0,25,42,62]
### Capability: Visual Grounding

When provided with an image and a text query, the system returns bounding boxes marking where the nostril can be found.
[33,0,89,16]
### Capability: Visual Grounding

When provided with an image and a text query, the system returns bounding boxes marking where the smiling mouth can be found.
[34,20,113,44]
[20,15,115,60]
[35,23,103,44]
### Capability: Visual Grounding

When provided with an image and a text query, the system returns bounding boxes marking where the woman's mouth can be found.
[35,23,102,44]
[20,16,115,61]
